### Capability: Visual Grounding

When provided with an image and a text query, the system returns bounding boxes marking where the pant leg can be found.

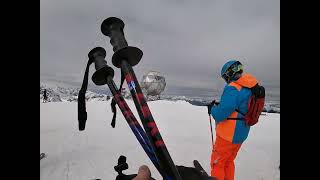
[224,143,242,180]
[211,136,237,180]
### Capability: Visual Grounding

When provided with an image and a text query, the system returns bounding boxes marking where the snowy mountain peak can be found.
[40,83,111,102]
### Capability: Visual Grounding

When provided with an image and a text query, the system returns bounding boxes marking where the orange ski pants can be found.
[210,135,242,180]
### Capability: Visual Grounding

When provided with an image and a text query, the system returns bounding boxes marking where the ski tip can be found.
[193,160,218,180]
[193,160,210,177]
[193,160,199,165]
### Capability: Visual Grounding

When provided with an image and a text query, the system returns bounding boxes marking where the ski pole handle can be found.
[88,47,114,86]
[101,17,143,68]
[101,17,128,52]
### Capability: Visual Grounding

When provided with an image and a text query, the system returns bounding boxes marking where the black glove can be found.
[207,100,216,115]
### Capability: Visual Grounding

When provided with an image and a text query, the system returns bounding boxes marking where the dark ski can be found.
[193,160,209,177]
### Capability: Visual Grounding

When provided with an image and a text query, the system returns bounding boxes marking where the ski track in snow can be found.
[41,100,280,180]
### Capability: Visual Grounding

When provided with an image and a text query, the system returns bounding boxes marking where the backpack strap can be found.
[235,109,245,116]
[227,109,246,120]
[227,117,244,120]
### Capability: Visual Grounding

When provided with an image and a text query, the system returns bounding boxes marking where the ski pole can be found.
[208,115,214,149]
[207,101,218,149]
[101,17,182,180]
[107,77,164,176]
[83,47,165,176]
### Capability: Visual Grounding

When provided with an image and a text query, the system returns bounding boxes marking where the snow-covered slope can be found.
[40,100,280,180]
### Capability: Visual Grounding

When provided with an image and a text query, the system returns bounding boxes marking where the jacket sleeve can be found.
[211,85,239,123]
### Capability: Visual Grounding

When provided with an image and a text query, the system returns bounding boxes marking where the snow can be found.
[40,100,280,180]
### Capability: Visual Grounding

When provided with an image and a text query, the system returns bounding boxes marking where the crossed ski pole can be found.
[100,17,182,180]
[77,47,166,177]
[78,17,184,180]
[86,47,165,177]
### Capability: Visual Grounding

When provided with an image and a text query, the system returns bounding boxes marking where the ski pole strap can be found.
[111,98,117,128]
[110,69,126,128]
[78,58,94,131]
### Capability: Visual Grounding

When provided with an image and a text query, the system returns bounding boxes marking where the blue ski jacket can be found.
[211,73,258,144]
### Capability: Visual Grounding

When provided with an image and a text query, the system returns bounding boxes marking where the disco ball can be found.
[141,71,166,96]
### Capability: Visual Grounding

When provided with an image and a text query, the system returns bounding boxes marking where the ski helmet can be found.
[221,60,243,83]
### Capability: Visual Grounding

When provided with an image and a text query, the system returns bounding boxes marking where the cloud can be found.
[41,0,279,93]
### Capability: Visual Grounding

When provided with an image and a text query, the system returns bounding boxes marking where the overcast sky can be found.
[40,0,279,94]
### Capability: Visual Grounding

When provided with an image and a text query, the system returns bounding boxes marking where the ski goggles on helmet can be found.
[229,62,243,73]
[222,61,243,82]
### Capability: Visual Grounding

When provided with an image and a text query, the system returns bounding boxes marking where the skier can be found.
[207,60,260,180]
[43,89,48,103]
